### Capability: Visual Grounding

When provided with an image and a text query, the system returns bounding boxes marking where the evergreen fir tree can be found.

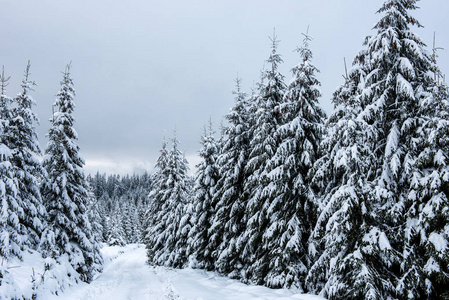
[86,186,104,244]
[136,201,147,242]
[144,138,169,250]
[397,81,449,299]
[355,1,449,298]
[6,62,45,251]
[308,1,449,299]
[189,120,220,270]
[260,31,326,290]
[92,171,107,199]
[240,32,287,284]
[98,192,110,242]
[40,64,102,282]
[306,66,395,299]
[122,200,139,243]
[211,77,252,278]
[395,32,449,300]
[146,134,191,268]
[0,67,21,260]
[107,201,126,246]
[0,66,12,124]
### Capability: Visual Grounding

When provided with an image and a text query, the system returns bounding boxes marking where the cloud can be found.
[2,0,448,176]
[84,158,153,176]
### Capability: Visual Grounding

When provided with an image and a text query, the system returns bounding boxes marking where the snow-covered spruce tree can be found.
[259,32,326,290]
[40,64,102,282]
[352,1,449,298]
[395,36,449,300]
[413,81,449,297]
[0,66,12,126]
[107,201,126,246]
[144,138,169,253]
[211,78,252,278]
[136,202,148,242]
[92,171,107,200]
[240,32,287,284]
[0,67,21,260]
[400,80,449,299]
[146,135,192,268]
[5,62,46,252]
[122,200,140,243]
[86,186,104,244]
[308,1,449,299]
[98,192,110,242]
[188,120,220,270]
[305,64,397,299]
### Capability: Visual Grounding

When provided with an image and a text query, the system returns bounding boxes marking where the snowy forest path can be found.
[46,244,167,299]
[46,244,323,300]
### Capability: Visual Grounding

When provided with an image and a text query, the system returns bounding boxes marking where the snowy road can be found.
[46,244,324,300]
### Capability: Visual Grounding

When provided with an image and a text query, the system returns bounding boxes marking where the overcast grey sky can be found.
[1,0,448,175]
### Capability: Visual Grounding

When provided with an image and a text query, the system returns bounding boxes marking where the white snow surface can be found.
[46,244,324,300]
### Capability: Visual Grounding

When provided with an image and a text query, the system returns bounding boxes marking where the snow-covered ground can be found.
[44,244,324,300]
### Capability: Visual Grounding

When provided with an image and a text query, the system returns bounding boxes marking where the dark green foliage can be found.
[260,32,325,290]
[4,62,46,254]
[145,135,192,268]
[240,33,287,284]
[41,64,102,282]
[188,121,220,270]
[307,1,449,299]
[210,78,253,278]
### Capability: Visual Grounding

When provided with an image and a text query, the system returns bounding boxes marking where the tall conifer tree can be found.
[107,201,126,246]
[211,78,252,278]
[146,134,191,268]
[0,67,21,260]
[355,1,449,297]
[40,64,102,282]
[6,62,45,252]
[144,138,169,248]
[306,65,390,299]
[308,1,449,299]
[189,121,220,270]
[240,32,286,284]
[261,31,325,290]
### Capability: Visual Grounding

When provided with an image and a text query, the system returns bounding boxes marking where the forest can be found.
[1,0,449,299]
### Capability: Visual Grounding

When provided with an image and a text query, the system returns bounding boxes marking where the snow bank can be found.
[0,245,101,299]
